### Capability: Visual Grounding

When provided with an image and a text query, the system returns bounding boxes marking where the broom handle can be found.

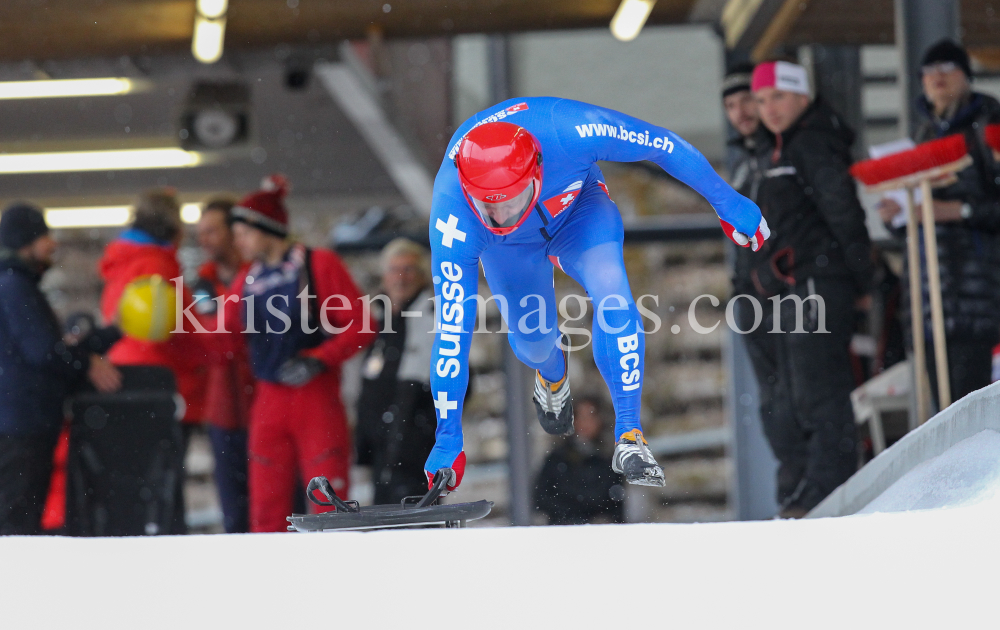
[905,188,929,424]
[919,178,952,409]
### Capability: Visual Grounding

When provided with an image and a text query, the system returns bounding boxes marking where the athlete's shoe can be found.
[532,337,574,435]
[612,429,665,487]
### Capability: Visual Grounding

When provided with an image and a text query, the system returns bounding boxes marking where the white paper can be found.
[869,138,920,227]
[868,137,915,160]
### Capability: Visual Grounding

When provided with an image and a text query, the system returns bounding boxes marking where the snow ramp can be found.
[809,380,1000,518]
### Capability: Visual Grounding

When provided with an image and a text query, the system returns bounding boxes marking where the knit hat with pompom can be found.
[231,174,290,237]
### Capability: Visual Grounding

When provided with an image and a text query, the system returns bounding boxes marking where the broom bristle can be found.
[985,124,1000,153]
[850,134,968,186]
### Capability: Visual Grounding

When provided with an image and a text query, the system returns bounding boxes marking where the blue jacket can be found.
[241,244,326,382]
[0,253,89,436]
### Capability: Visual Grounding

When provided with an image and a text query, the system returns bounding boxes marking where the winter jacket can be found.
[728,126,774,295]
[753,97,874,297]
[355,289,437,505]
[894,92,1000,344]
[0,253,90,436]
[98,230,209,422]
[196,260,254,431]
[227,243,376,384]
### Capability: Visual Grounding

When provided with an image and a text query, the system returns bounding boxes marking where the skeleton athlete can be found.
[424,97,769,490]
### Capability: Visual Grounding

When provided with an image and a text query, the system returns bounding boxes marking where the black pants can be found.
[736,295,802,505]
[925,338,995,411]
[0,433,59,535]
[737,278,858,511]
[207,426,249,533]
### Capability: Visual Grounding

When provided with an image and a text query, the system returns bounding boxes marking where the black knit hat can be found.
[0,202,49,250]
[921,39,972,77]
[722,62,755,98]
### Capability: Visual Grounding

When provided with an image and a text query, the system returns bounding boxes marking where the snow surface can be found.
[860,429,1000,513]
[4,505,1000,629]
[6,433,1000,629]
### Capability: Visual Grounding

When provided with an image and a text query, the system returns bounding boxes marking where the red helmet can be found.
[455,121,543,236]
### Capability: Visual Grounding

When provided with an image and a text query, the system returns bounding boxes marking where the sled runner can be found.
[287,468,492,532]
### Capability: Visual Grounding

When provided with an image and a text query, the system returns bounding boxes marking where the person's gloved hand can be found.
[720,215,770,252]
[191,277,219,315]
[424,451,467,492]
[277,356,326,387]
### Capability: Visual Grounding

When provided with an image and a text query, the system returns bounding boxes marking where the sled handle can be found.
[306,476,359,513]
[415,468,453,508]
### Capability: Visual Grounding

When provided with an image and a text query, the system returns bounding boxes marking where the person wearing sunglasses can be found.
[877,39,1000,410]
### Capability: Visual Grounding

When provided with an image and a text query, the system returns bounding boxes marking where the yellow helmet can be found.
[118,275,177,342]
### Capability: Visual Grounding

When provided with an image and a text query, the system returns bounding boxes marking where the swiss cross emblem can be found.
[542,190,580,217]
[506,102,529,113]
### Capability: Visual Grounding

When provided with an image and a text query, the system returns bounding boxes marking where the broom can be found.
[985,123,1000,155]
[850,134,972,421]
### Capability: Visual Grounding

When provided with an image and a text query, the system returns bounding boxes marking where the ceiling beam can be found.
[720,0,785,51]
[0,0,701,64]
[750,0,809,61]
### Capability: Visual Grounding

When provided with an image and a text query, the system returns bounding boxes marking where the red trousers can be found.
[248,372,350,532]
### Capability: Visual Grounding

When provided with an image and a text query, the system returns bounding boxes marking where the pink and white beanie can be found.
[751,61,810,96]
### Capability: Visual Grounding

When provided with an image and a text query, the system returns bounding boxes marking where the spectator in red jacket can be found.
[225,176,376,532]
[194,198,254,533]
[98,189,208,532]
[99,189,209,428]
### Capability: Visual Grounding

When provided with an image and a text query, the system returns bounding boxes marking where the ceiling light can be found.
[44,203,203,229]
[45,207,132,229]
[197,0,228,20]
[193,0,228,64]
[0,148,203,174]
[610,0,656,42]
[192,16,226,64]
[0,78,135,100]
[180,203,202,224]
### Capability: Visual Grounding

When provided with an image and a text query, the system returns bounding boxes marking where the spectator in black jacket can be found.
[355,238,437,505]
[534,396,624,525]
[723,64,801,506]
[0,203,121,535]
[877,40,1000,407]
[751,61,874,516]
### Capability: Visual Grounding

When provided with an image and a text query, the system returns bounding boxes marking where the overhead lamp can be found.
[180,203,202,224]
[192,0,228,64]
[44,203,203,229]
[197,0,228,19]
[610,0,656,42]
[0,78,136,100]
[0,148,203,174]
[178,81,250,150]
[45,206,132,229]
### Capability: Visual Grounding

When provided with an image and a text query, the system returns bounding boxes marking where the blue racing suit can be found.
[424,97,762,479]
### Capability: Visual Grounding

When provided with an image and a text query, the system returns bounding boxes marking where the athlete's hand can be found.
[720,216,770,252]
[425,451,467,492]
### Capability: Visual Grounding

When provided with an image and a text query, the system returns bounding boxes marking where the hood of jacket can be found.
[774,96,856,159]
[915,92,999,138]
[727,124,774,154]
[98,231,180,323]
